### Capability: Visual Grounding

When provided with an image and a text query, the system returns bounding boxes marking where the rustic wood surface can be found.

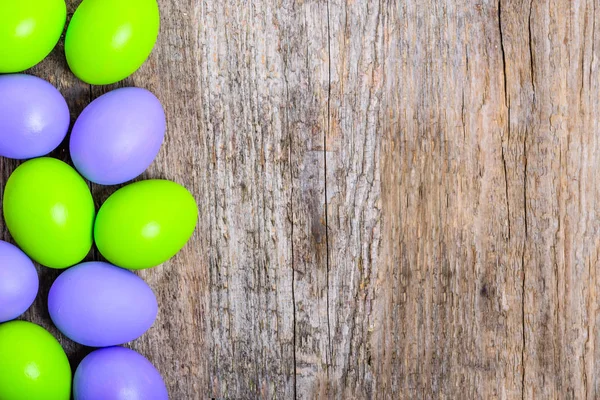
[12,0,600,398]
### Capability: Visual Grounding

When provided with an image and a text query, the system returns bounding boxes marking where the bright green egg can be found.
[0,321,71,400]
[0,0,66,72]
[95,179,198,270]
[65,0,160,85]
[3,158,95,269]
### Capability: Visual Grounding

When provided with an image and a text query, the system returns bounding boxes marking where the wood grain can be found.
[16,0,600,398]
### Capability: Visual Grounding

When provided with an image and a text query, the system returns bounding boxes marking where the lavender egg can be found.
[0,74,69,159]
[48,261,158,347]
[70,87,165,185]
[0,241,38,322]
[74,347,168,400]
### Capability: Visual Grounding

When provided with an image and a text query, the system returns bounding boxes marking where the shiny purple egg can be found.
[0,240,39,322]
[70,87,166,185]
[0,74,70,159]
[48,261,158,347]
[74,347,168,400]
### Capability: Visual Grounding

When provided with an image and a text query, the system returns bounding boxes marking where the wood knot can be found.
[480,284,489,298]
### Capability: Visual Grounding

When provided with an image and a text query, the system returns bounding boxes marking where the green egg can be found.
[0,0,66,72]
[65,0,160,85]
[0,321,71,400]
[3,158,95,269]
[95,179,198,270]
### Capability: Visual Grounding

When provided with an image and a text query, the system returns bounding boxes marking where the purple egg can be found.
[70,87,166,185]
[48,261,158,347]
[0,240,39,322]
[0,74,70,159]
[74,347,168,400]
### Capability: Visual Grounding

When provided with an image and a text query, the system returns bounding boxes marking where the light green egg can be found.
[65,0,160,85]
[3,158,95,269]
[0,0,66,73]
[0,321,71,400]
[94,180,198,270]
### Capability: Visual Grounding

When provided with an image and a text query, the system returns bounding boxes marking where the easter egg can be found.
[74,347,168,400]
[0,321,71,400]
[3,158,95,269]
[48,262,158,347]
[0,75,70,159]
[0,0,66,72]
[70,87,166,185]
[0,241,38,323]
[95,180,198,270]
[65,0,160,85]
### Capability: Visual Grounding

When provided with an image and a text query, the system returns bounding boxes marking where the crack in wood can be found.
[325,0,333,379]
[283,27,298,400]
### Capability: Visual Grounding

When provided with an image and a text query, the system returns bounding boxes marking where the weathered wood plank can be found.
[196,0,296,397]
[376,1,600,399]
[282,1,331,398]
[325,0,383,397]
[377,0,525,398]
[520,1,600,398]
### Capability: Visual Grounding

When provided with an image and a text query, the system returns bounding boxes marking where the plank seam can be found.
[325,0,334,380]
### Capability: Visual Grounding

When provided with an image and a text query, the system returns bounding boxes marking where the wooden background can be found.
[13,0,600,398]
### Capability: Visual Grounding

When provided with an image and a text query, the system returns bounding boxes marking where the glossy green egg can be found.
[0,321,71,400]
[3,158,95,269]
[95,180,198,270]
[65,0,159,85]
[0,0,66,73]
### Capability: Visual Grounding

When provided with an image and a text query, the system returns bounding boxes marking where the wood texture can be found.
[17,0,600,398]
